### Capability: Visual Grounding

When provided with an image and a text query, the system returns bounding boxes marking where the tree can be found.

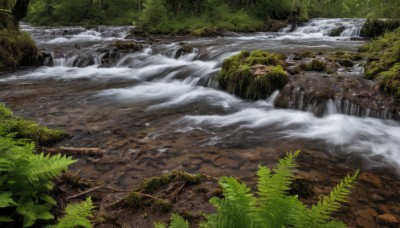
[12,0,29,20]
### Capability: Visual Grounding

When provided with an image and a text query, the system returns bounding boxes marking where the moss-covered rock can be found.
[114,40,143,52]
[360,19,400,38]
[217,50,289,100]
[0,10,43,70]
[299,59,326,71]
[360,28,400,101]
[0,103,66,145]
[327,52,361,67]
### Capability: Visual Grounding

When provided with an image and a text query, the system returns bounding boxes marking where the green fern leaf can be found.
[154,223,166,228]
[170,214,189,228]
[51,197,94,228]
[0,216,14,222]
[257,150,300,202]
[308,170,359,224]
[26,153,76,182]
[0,192,16,208]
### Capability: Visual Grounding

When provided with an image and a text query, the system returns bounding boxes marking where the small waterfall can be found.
[281,18,366,38]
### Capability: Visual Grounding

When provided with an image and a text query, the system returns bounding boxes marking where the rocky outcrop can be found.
[360,19,400,38]
[275,73,400,120]
[217,50,289,100]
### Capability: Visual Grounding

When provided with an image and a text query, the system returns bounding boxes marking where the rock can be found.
[360,19,400,38]
[377,214,399,227]
[114,40,143,52]
[274,72,400,119]
[73,55,95,68]
[359,173,384,189]
[299,59,326,71]
[327,26,346,36]
[357,208,378,221]
[175,45,193,59]
[217,50,289,100]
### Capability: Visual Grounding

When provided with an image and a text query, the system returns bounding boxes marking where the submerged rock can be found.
[217,50,289,100]
[327,26,346,36]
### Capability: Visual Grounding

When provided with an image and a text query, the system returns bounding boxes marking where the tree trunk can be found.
[12,0,29,21]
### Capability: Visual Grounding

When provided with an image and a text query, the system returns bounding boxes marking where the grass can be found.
[360,28,400,101]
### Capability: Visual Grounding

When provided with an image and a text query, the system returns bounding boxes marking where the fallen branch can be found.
[66,186,128,200]
[104,192,170,209]
[39,146,104,156]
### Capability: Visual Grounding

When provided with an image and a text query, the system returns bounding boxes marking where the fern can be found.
[157,151,358,228]
[153,214,189,228]
[0,115,76,227]
[307,170,359,225]
[49,197,94,228]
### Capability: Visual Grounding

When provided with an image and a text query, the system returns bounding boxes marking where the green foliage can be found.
[154,213,190,228]
[0,104,66,145]
[217,50,289,100]
[0,128,76,227]
[49,197,94,228]
[0,103,74,227]
[157,151,358,228]
[361,28,400,101]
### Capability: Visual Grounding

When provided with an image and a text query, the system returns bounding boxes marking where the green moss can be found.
[171,170,201,184]
[217,50,289,100]
[376,63,400,99]
[361,28,400,100]
[328,52,358,67]
[0,103,66,145]
[114,40,142,52]
[0,11,43,70]
[123,192,142,208]
[152,199,172,213]
[360,19,400,38]
[136,170,201,194]
[299,59,326,71]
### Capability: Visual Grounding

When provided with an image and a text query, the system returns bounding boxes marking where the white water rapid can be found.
[1,18,399,175]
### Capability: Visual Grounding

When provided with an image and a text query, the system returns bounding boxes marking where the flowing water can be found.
[1,19,399,187]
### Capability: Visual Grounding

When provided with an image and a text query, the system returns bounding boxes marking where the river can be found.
[0,18,399,189]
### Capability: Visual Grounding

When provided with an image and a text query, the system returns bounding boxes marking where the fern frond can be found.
[154,223,166,228]
[170,214,189,228]
[26,153,76,182]
[257,150,300,202]
[51,197,94,228]
[0,192,16,208]
[202,177,258,228]
[308,170,359,224]
[16,200,53,228]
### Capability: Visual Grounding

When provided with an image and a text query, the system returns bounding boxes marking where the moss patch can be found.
[217,50,289,100]
[0,11,42,70]
[360,19,400,38]
[327,52,361,67]
[299,59,326,71]
[0,103,66,145]
[136,170,201,194]
[360,28,400,101]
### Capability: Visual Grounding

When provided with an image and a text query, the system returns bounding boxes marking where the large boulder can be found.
[217,50,289,100]
[360,19,400,38]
